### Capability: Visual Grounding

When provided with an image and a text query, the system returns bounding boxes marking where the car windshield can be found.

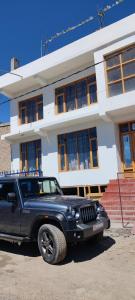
[19,178,62,200]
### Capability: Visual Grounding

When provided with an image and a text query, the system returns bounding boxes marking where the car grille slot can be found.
[80,205,97,223]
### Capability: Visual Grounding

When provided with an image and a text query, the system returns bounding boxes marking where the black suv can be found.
[0,176,110,264]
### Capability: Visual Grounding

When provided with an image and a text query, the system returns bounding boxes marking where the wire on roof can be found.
[41,0,124,56]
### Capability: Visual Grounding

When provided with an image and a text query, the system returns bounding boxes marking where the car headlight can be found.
[71,209,80,220]
[71,209,76,217]
[75,212,80,220]
[96,202,105,214]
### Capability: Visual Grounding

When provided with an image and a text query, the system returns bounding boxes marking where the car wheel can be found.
[38,224,67,264]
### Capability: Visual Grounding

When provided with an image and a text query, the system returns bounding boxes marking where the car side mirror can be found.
[7,192,17,203]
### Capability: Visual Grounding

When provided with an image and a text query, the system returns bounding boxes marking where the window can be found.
[0,182,16,201]
[105,44,135,97]
[58,128,98,171]
[55,75,97,113]
[19,95,43,124]
[20,140,41,171]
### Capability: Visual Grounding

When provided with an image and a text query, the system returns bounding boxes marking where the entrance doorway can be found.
[120,122,135,172]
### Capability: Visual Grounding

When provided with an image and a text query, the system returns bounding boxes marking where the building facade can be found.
[0,123,11,171]
[0,14,135,197]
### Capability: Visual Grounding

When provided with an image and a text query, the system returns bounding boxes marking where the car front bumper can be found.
[66,216,110,243]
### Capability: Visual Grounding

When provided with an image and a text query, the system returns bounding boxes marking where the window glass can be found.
[27,101,36,123]
[91,139,98,167]
[37,102,43,119]
[89,127,97,138]
[19,96,43,124]
[122,135,132,168]
[59,145,65,171]
[66,86,76,112]
[78,131,90,169]
[131,122,135,131]
[21,108,26,124]
[57,95,64,113]
[107,67,121,82]
[76,80,87,108]
[123,61,135,77]
[27,142,36,171]
[58,127,98,171]
[124,77,135,93]
[108,82,123,97]
[67,133,78,170]
[88,75,96,84]
[89,83,97,103]
[122,46,135,62]
[0,182,16,201]
[106,55,120,68]
[21,140,41,172]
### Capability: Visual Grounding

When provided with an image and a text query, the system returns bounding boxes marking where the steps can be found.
[101,179,135,223]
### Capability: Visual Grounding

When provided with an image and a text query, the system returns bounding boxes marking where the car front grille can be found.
[80,205,97,223]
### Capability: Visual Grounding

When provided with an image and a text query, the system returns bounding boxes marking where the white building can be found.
[0,14,135,197]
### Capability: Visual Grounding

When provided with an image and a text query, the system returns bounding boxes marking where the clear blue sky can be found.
[0,0,135,123]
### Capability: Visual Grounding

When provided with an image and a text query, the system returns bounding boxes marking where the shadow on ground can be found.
[61,235,115,265]
[0,235,115,265]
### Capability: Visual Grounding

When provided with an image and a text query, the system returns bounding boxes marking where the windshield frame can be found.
[19,177,63,201]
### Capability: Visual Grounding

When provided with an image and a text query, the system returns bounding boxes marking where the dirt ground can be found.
[0,228,135,300]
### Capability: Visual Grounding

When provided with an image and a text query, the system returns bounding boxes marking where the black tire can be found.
[38,224,67,264]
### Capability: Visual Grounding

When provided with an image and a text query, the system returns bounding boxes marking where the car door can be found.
[0,180,21,235]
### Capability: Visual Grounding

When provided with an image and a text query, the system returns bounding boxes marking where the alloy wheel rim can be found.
[41,231,54,256]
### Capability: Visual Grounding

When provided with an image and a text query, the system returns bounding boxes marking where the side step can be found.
[0,233,30,243]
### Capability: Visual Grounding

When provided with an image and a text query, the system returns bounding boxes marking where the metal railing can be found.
[0,169,43,177]
[117,172,135,228]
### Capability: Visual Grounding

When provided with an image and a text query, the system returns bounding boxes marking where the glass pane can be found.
[124,77,135,93]
[108,81,123,97]
[89,127,97,138]
[76,81,87,108]
[27,101,36,123]
[77,131,90,170]
[27,142,36,171]
[87,75,96,84]
[122,46,135,62]
[91,139,98,167]
[89,83,97,103]
[21,109,26,124]
[66,86,76,112]
[106,55,120,68]
[131,122,135,131]
[123,61,135,77]
[60,145,65,171]
[21,144,27,171]
[57,95,64,113]
[37,102,43,119]
[122,135,132,168]
[67,133,78,170]
[107,67,121,82]
[58,135,65,144]
[119,123,129,133]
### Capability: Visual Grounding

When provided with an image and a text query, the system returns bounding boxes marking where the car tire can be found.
[38,224,67,264]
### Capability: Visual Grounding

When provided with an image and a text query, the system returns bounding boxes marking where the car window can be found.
[0,182,16,201]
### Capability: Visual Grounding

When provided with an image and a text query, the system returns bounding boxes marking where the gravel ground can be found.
[0,228,135,300]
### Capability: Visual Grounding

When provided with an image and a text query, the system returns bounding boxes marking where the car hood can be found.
[23,195,95,211]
